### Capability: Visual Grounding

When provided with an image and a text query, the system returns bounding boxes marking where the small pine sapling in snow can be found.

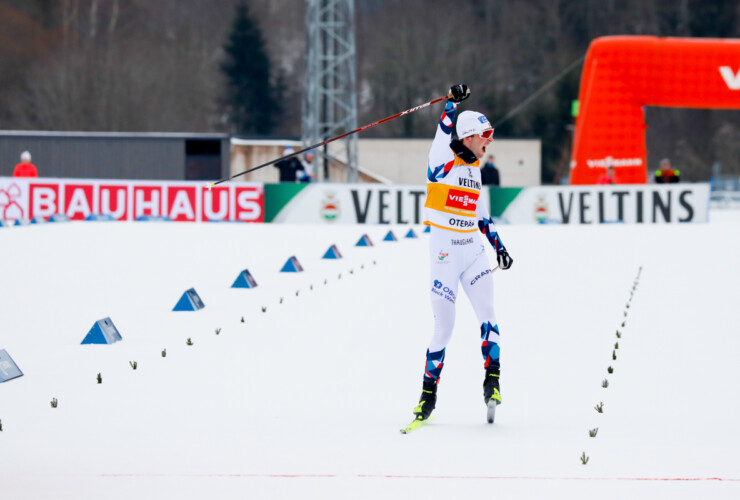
[162,349,167,358]
[615,342,619,350]
[296,290,300,296]
[338,273,342,280]
[0,419,3,431]
[612,350,617,360]
[241,316,245,322]
[186,338,193,346]
[621,321,626,327]
[580,452,590,465]
[215,327,221,335]
[262,306,267,313]
[349,269,354,274]
[608,366,614,374]
[616,330,622,339]
[589,428,599,437]
[602,379,609,388]
[594,401,604,413]
[279,297,284,304]
[129,361,138,370]
[50,398,58,408]
[97,373,102,384]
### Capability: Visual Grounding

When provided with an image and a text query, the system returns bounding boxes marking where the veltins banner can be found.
[0,177,264,222]
[489,184,710,224]
[265,184,490,225]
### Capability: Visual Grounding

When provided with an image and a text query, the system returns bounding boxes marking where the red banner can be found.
[0,177,264,222]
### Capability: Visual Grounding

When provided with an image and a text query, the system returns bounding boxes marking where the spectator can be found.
[299,150,316,183]
[13,151,38,178]
[480,155,500,185]
[655,158,680,183]
[597,165,619,184]
[274,147,304,182]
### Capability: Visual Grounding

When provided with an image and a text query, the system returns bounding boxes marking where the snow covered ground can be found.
[1,209,740,499]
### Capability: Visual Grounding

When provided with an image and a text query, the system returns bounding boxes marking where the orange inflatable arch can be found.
[570,36,740,184]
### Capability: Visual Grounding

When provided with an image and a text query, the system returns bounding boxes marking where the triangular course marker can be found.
[0,349,24,382]
[232,269,258,288]
[322,244,343,259]
[383,231,397,242]
[85,214,116,221]
[405,228,417,238]
[136,215,173,222]
[280,256,304,272]
[424,225,431,233]
[356,234,374,247]
[81,317,123,344]
[173,288,205,311]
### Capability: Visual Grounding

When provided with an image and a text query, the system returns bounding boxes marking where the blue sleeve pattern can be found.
[439,101,456,134]
[427,160,455,183]
[478,217,505,252]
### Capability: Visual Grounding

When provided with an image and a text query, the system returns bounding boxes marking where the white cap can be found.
[283,147,294,156]
[456,111,492,139]
[20,151,31,161]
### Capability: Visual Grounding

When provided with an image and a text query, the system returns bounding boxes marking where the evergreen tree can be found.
[221,2,280,135]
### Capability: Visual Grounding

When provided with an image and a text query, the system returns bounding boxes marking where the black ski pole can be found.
[208,92,453,190]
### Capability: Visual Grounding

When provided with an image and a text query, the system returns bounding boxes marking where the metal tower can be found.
[302,0,358,182]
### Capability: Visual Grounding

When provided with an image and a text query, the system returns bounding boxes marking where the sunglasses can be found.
[479,129,494,139]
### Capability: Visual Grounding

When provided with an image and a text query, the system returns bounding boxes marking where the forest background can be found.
[1,0,739,183]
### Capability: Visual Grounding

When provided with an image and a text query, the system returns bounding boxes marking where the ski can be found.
[400,416,433,434]
[486,400,498,424]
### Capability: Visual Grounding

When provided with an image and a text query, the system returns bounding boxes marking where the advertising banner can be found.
[265,184,490,225]
[490,184,710,224]
[0,177,264,222]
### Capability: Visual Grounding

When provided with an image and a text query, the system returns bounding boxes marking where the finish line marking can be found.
[98,474,740,482]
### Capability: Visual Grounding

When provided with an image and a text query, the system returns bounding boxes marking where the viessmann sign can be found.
[0,177,264,222]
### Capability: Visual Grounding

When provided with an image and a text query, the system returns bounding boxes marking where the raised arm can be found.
[427,100,458,182]
[427,84,470,182]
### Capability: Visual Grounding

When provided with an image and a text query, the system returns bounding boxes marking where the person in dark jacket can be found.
[480,155,500,185]
[274,147,304,182]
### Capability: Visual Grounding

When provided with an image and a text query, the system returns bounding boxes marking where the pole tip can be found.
[208,183,214,191]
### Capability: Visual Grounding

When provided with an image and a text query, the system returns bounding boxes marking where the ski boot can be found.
[413,378,438,421]
[483,367,501,424]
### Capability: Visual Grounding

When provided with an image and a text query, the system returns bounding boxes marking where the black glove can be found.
[449,83,470,103]
[497,249,513,270]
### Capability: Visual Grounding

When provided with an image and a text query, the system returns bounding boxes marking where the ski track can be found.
[1,213,740,499]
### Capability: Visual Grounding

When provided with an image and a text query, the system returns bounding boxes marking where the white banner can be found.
[501,184,710,224]
[273,184,490,225]
[0,177,264,222]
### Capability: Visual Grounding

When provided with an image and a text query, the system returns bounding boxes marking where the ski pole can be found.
[208,92,453,190]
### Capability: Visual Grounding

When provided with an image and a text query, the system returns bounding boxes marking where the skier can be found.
[404,84,513,431]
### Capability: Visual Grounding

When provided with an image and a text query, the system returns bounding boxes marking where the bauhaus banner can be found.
[0,177,264,222]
